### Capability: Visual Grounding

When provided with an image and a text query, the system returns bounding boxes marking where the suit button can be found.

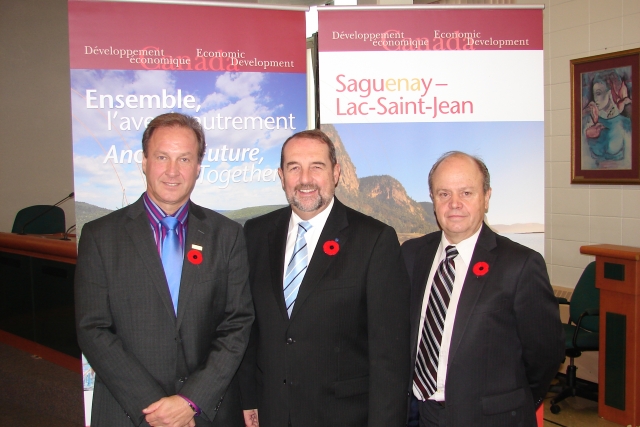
[286,337,295,344]
[179,377,187,382]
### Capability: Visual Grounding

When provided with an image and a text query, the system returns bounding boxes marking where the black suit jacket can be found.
[238,198,410,427]
[75,197,254,427]
[402,224,564,427]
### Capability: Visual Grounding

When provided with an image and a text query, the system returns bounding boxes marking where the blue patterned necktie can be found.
[160,216,183,315]
[414,245,458,400]
[284,221,311,317]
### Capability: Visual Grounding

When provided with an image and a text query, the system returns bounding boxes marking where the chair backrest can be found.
[12,205,66,234]
[569,261,599,332]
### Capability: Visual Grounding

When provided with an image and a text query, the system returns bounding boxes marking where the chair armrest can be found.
[572,307,600,350]
[557,297,570,305]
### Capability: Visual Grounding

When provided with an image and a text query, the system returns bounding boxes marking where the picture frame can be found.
[571,48,639,184]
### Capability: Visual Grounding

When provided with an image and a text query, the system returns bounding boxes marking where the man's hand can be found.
[143,395,196,427]
[243,409,259,427]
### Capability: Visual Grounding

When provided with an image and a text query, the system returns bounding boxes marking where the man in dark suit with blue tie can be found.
[75,113,254,427]
[402,151,564,427]
[238,129,411,427]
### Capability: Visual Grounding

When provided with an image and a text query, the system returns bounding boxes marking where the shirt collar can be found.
[290,197,335,228]
[440,223,483,266]
[142,192,189,225]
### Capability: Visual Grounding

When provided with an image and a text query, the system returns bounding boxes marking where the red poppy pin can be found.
[187,249,203,265]
[323,239,340,256]
[472,261,489,277]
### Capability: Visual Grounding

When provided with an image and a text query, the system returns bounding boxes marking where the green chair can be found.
[12,205,66,234]
[550,261,599,414]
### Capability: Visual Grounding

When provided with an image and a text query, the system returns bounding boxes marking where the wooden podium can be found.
[580,244,640,427]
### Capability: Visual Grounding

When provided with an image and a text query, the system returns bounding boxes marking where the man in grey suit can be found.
[402,151,564,427]
[75,113,254,427]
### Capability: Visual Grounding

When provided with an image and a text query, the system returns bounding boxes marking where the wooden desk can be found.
[581,244,640,427]
[0,232,76,264]
[0,232,79,358]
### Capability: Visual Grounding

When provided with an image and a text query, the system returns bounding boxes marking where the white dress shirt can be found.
[413,226,482,402]
[283,198,334,274]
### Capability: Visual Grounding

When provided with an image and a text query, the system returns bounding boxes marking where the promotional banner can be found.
[68,1,307,423]
[318,6,544,252]
[69,0,307,231]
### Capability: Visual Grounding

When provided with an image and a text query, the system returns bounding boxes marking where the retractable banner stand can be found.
[67,1,307,423]
[317,6,544,251]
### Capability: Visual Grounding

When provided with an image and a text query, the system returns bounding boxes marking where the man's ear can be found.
[278,168,285,190]
[484,188,492,212]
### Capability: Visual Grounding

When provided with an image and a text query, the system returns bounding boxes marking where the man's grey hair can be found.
[280,129,337,169]
[428,151,491,195]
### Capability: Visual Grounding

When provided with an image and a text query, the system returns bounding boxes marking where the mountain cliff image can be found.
[322,124,439,238]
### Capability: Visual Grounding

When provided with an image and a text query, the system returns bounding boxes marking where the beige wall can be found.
[517,0,640,289]
[0,0,76,232]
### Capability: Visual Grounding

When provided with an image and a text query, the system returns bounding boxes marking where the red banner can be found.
[319,8,542,52]
[69,1,307,72]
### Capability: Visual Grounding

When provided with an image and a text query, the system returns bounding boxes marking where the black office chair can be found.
[550,261,599,414]
[12,205,66,234]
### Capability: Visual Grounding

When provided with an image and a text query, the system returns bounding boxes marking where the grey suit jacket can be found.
[402,223,564,427]
[238,198,411,427]
[75,197,254,427]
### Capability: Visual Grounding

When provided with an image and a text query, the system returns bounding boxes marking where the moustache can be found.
[295,185,319,192]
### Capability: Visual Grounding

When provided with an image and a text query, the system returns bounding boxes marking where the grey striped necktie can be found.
[414,245,458,400]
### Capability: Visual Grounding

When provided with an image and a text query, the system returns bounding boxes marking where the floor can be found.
[0,341,84,427]
[0,336,626,427]
[542,395,620,427]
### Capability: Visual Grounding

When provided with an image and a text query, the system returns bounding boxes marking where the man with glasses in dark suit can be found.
[238,129,411,427]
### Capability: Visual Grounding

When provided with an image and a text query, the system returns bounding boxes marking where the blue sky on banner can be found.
[71,70,306,211]
[334,121,544,226]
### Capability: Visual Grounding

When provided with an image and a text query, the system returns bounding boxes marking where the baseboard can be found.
[0,329,81,374]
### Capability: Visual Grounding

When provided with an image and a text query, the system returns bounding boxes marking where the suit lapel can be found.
[289,199,349,320]
[447,224,497,366]
[176,203,210,329]
[410,234,441,360]
[124,198,176,320]
[268,207,292,321]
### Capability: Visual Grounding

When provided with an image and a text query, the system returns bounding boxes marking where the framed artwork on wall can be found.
[571,48,639,184]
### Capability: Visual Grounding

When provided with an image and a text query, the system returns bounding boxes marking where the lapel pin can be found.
[187,246,203,265]
[472,261,489,277]
[323,239,340,256]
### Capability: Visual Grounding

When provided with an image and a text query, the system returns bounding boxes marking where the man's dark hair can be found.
[142,113,206,164]
[428,151,491,195]
[280,129,337,169]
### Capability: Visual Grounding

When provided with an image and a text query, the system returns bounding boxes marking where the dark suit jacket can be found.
[238,198,410,427]
[75,197,254,427]
[402,223,564,427]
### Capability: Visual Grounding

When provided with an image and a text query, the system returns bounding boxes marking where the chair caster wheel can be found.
[550,404,561,414]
